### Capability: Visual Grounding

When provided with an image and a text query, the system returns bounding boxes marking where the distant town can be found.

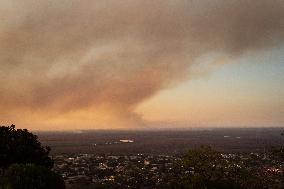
[53,153,176,188]
[53,151,283,188]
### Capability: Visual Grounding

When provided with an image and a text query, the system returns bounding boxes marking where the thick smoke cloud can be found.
[0,0,284,128]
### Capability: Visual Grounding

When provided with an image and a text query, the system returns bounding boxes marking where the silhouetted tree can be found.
[0,124,53,170]
[0,124,65,189]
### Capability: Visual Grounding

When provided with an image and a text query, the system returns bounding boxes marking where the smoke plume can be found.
[0,0,283,128]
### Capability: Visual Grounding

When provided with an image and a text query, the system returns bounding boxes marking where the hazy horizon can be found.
[32,126,284,133]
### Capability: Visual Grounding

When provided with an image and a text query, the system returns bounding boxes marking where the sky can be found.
[0,0,283,130]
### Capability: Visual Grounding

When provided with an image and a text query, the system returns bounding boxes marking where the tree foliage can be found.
[0,124,65,189]
[0,164,65,189]
[0,124,53,169]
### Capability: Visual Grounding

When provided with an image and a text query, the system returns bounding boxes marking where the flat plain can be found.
[37,128,284,155]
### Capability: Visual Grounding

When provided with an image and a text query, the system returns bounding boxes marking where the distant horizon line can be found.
[33,126,284,133]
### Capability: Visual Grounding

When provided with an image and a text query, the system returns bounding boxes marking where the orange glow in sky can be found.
[0,0,284,130]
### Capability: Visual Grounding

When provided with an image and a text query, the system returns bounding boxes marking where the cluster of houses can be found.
[53,153,178,188]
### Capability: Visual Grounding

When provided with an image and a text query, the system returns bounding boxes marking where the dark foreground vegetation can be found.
[1,125,283,189]
[0,125,65,189]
